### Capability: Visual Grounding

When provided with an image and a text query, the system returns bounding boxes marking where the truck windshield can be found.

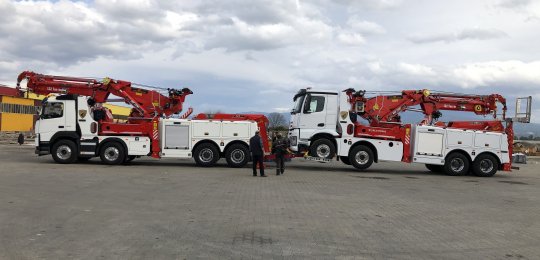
[291,94,305,114]
[41,102,64,119]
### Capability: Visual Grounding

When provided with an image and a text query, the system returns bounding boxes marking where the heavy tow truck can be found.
[288,88,532,177]
[16,71,268,167]
[17,71,532,177]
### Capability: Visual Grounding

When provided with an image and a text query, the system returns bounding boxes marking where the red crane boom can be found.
[16,71,192,119]
[344,88,507,128]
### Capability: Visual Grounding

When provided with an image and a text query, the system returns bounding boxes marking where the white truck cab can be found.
[289,89,339,157]
[35,95,95,156]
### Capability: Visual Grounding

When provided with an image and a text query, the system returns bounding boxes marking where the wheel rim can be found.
[479,159,494,173]
[56,145,72,160]
[199,148,214,163]
[230,149,245,164]
[104,147,120,161]
[316,144,331,158]
[355,151,369,165]
[450,158,465,172]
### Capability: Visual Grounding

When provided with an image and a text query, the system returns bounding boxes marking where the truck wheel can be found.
[310,139,336,159]
[51,140,78,164]
[472,154,498,177]
[225,144,249,168]
[194,143,219,167]
[340,156,351,165]
[443,153,469,176]
[349,145,374,170]
[425,164,444,173]
[100,142,126,165]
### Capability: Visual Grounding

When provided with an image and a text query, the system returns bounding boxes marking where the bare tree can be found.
[267,112,287,129]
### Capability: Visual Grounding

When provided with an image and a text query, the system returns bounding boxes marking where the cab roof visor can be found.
[293,89,306,101]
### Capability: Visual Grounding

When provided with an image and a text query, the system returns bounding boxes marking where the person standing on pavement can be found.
[271,132,277,155]
[273,133,288,175]
[249,130,266,177]
[17,132,24,146]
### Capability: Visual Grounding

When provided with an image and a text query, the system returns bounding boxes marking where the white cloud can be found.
[205,18,297,51]
[409,28,507,44]
[398,63,435,76]
[498,0,540,20]
[498,0,531,9]
[346,17,386,35]
[331,0,403,10]
[0,0,190,67]
[367,61,385,74]
[452,60,540,88]
[337,32,365,45]
[0,0,337,67]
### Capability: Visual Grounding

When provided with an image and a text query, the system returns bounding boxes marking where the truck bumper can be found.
[288,137,309,153]
[288,129,307,152]
[35,142,50,156]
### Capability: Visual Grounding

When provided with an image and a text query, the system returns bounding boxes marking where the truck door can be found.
[37,100,70,142]
[298,94,328,140]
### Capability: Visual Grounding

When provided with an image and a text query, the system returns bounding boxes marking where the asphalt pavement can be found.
[0,144,539,259]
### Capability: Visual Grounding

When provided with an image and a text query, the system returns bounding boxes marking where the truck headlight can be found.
[289,136,297,146]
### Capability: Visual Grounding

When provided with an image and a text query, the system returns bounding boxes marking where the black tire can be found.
[340,156,351,165]
[425,164,444,173]
[443,153,470,176]
[309,138,336,159]
[472,154,498,177]
[193,143,220,167]
[51,139,78,164]
[225,143,250,168]
[349,145,374,170]
[99,142,126,165]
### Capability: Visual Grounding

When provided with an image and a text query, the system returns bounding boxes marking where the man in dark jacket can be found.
[273,134,288,175]
[249,130,266,177]
[17,133,24,145]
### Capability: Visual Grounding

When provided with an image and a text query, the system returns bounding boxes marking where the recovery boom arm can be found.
[344,88,507,128]
[16,71,192,118]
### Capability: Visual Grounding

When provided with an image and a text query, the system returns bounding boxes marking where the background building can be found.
[0,85,40,132]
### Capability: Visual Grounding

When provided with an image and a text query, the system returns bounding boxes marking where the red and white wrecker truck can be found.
[18,71,532,177]
[288,88,532,177]
[17,71,269,167]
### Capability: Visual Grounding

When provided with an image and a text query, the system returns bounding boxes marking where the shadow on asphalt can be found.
[33,157,520,179]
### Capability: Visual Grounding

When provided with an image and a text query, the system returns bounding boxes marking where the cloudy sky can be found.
[0,0,539,121]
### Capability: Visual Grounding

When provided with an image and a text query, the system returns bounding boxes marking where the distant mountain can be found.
[513,123,540,137]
